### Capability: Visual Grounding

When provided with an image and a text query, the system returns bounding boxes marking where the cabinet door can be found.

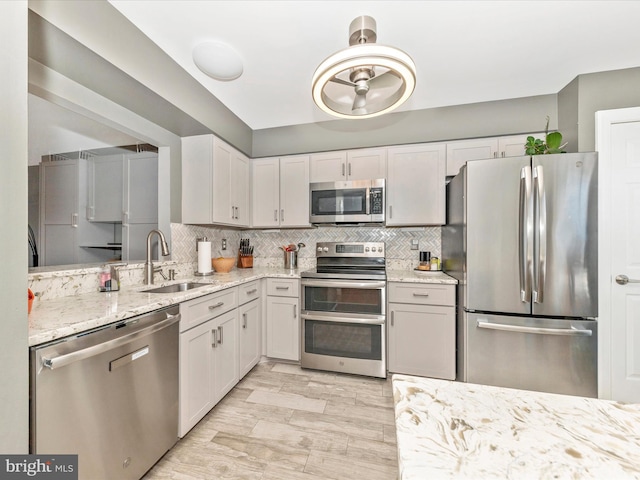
[87,155,123,222]
[347,148,387,180]
[498,134,531,158]
[446,138,498,176]
[213,310,239,403]
[266,296,299,360]
[179,319,215,437]
[232,151,250,226]
[41,160,78,225]
[309,151,347,182]
[280,155,310,227]
[212,139,234,225]
[386,143,446,226]
[251,158,280,228]
[388,303,456,380]
[124,153,158,224]
[238,299,261,377]
[182,135,213,224]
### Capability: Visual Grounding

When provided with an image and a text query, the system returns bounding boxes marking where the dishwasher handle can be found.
[42,311,181,370]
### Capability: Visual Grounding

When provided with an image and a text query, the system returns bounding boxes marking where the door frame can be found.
[595,105,640,400]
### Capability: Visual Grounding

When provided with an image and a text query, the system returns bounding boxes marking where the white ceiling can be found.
[109,1,640,131]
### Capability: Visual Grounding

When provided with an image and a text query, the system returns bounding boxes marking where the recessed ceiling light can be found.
[192,41,243,81]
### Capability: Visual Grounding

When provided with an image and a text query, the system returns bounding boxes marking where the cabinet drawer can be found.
[179,287,238,332]
[239,280,260,305]
[388,282,455,306]
[266,278,299,297]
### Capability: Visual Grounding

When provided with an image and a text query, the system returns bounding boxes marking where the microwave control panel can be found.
[370,188,384,215]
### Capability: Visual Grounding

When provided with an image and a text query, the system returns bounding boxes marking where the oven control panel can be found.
[315,242,385,257]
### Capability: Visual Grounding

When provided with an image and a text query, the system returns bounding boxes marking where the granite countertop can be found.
[387,269,458,284]
[28,267,299,347]
[392,374,640,479]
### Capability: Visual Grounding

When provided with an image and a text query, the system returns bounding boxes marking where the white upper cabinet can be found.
[446,134,534,176]
[86,155,123,222]
[309,148,386,182]
[386,143,446,226]
[182,134,250,227]
[251,155,310,228]
[446,138,498,177]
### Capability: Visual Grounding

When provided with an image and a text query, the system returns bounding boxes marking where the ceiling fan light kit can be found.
[312,16,416,120]
[192,41,243,81]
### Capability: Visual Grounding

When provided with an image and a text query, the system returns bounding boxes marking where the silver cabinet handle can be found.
[246,289,257,295]
[276,286,290,290]
[231,205,235,219]
[218,325,223,344]
[209,302,224,310]
[242,312,247,329]
[293,305,297,319]
[616,275,640,285]
[71,213,78,228]
[281,209,284,222]
[212,328,217,348]
[342,163,345,177]
[477,320,592,336]
[236,206,239,219]
[412,292,430,297]
[274,209,278,221]
[390,310,395,327]
[389,205,392,219]
[122,211,129,226]
[348,163,352,176]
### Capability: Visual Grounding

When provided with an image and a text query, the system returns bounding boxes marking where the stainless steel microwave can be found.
[309,179,385,224]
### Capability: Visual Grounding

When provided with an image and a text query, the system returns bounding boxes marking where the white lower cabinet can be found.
[388,282,456,380]
[238,281,262,377]
[179,287,239,437]
[266,278,300,361]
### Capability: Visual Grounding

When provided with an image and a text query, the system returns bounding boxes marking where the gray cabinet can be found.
[238,281,262,377]
[266,278,300,361]
[388,282,456,380]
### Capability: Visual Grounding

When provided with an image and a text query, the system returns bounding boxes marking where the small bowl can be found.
[211,257,235,273]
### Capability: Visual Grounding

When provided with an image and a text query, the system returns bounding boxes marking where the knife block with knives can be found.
[237,238,254,268]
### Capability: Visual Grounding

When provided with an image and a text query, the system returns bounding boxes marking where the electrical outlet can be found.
[411,239,419,250]
[222,238,227,250]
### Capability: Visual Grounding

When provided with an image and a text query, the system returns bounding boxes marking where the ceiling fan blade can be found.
[367,70,399,89]
[329,77,356,87]
[352,92,367,111]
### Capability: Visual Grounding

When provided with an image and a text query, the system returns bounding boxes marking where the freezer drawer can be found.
[461,312,597,397]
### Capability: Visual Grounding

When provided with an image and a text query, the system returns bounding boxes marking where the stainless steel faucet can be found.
[144,229,171,284]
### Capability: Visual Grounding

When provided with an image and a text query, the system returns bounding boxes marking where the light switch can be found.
[411,239,419,250]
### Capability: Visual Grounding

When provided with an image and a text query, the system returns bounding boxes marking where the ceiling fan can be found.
[312,16,416,120]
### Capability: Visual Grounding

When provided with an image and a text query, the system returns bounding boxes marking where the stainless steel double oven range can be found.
[301,242,386,378]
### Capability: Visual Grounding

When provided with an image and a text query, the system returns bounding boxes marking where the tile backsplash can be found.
[171,223,441,270]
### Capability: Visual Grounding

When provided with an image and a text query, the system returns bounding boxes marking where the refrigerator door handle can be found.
[519,166,533,303]
[477,320,592,336]
[533,165,547,303]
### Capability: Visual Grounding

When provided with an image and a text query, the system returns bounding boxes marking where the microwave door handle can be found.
[366,187,370,215]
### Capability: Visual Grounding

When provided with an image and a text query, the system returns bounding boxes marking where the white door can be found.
[596,106,640,402]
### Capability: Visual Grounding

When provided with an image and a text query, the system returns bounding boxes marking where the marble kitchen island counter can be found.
[392,374,640,479]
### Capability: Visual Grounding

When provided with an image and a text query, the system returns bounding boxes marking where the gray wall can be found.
[576,67,640,152]
[252,95,558,157]
[558,76,579,153]
[1,0,29,453]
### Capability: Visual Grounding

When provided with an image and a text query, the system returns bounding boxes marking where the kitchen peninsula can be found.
[392,374,640,479]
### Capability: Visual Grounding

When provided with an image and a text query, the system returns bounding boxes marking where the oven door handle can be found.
[301,279,386,289]
[301,313,386,326]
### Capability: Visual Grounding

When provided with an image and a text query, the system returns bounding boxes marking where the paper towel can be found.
[197,241,212,273]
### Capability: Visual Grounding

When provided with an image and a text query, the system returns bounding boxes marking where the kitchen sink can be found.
[142,282,209,294]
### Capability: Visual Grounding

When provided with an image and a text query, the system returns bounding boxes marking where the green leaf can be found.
[546,131,563,150]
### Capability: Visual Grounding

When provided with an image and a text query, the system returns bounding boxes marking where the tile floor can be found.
[143,361,398,480]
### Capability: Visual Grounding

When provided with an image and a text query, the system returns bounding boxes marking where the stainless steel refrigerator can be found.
[442,152,598,397]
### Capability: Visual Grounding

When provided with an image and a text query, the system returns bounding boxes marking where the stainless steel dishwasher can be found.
[30,305,180,480]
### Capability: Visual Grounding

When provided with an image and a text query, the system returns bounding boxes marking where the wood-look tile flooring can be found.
[144,361,398,480]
